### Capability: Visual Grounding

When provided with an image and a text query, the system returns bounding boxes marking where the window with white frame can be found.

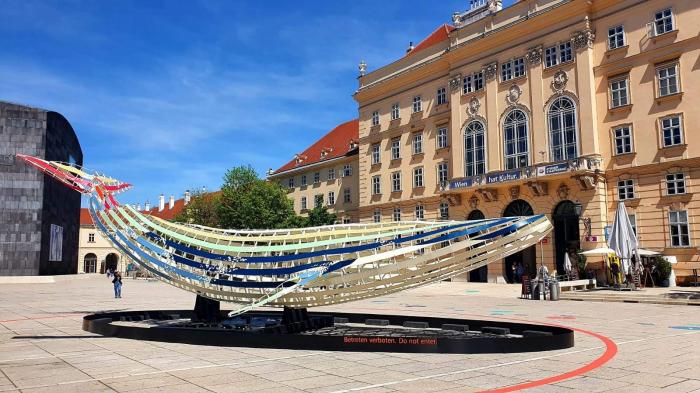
[314,194,323,208]
[503,110,529,169]
[437,87,447,105]
[391,138,401,160]
[412,133,423,155]
[609,76,629,108]
[301,196,307,210]
[614,125,633,155]
[437,126,448,149]
[413,167,424,188]
[88,233,95,243]
[301,175,307,187]
[666,172,685,195]
[661,115,683,147]
[288,178,294,188]
[373,209,381,223]
[313,172,320,184]
[343,188,351,203]
[463,71,484,94]
[608,25,625,50]
[371,144,381,165]
[328,168,335,180]
[328,191,335,205]
[393,207,401,222]
[391,171,401,192]
[501,58,525,81]
[465,121,486,176]
[544,42,572,68]
[548,97,578,162]
[372,175,381,195]
[342,217,351,224]
[628,213,637,236]
[437,162,448,186]
[617,179,635,200]
[415,205,424,220]
[343,164,352,176]
[391,103,400,120]
[412,96,422,113]
[657,62,679,97]
[371,110,380,126]
[439,202,449,220]
[654,8,674,36]
[669,210,690,247]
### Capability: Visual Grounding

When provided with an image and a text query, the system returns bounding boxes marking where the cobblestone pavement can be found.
[0,275,699,393]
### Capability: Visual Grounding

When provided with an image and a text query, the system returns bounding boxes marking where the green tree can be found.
[173,191,220,227]
[222,165,258,191]
[306,206,338,227]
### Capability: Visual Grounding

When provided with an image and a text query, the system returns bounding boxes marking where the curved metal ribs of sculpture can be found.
[18,154,552,316]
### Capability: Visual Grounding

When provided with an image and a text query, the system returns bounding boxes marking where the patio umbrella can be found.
[564,252,572,274]
[637,248,660,256]
[580,247,616,255]
[608,201,640,275]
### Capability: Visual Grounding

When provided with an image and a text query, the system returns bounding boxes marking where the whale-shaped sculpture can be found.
[18,154,552,316]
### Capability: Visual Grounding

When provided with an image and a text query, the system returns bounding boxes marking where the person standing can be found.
[112,271,123,298]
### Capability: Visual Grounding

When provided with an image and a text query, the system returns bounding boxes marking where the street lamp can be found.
[573,201,591,237]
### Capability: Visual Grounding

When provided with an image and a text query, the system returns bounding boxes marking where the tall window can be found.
[501,58,525,81]
[628,214,637,236]
[327,191,335,205]
[666,173,685,195]
[608,25,625,50]
[412,133,423,155]
[436,87,447,105]
[328,168,335,180]
[371,144,381,165]
[465,121,486,176]
[657,63,679,97]
[413,167,424,188]
[301,196,307,210]
[342,217,351,224]
[343,164,352,177]
[548,97,578,162]
[313,172,320,184]
[437,126,448,149]
[314,194,323,208]
[373,209,381,223]
[288,178,295,188]
[412,96,422,113]
[88,233,95,243]
[617,179,635,200]
[654,8,674,36]
[391,138,401,160]
[609,77,629,108]
[503,110,529,169]
[463,71,484,94]
[301,175,307,187]
[343,188,351,203]
[372,175,381,195]
[661,115,683,147]
[391,171,401,192]
[669,210,689,247]
[544,42,572,68]
[439,202,449,220]
[391,103,400,120]
[393,207,401,222]
[437,162,448,186]
[371,111,380,126]
[614,126,633,155]
[415,205,424,220]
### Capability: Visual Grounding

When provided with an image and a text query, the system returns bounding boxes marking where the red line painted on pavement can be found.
[0,314,85,323]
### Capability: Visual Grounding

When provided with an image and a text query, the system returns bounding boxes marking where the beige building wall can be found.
[78,226,127,274]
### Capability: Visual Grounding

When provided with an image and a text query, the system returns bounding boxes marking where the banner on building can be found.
[449,178,474,190]
[536,162,569,177]
[486,170,521,184]
[49,224,63,261]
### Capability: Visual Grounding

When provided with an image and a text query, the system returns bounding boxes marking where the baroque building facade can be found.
[351,0,700,283]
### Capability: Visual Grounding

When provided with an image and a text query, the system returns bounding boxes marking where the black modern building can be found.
[0,101,83,275]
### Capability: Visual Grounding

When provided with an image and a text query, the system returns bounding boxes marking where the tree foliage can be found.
[306,206,338,227]
[174,191,221,227]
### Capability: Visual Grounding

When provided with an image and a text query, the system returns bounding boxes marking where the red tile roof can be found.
[406,23,455,57]
[79,192,215,225]
[272,119,359,175]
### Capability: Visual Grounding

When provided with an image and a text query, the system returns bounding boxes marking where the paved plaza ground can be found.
[0,276,699,393]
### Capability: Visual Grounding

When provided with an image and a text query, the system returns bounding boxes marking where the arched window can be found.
[548,97,578,162]
[503,110,529,169]
[464,121,486,177]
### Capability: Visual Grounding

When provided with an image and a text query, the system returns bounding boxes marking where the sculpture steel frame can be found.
[18,154,552,316]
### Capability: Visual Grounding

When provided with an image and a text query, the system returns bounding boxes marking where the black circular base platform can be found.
[83,310,574,354]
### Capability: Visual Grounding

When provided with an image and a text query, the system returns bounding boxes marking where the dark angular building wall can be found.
[0,102,83,275]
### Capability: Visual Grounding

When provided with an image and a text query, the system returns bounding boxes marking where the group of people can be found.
[106,268,123,298]
[511,262,526,283]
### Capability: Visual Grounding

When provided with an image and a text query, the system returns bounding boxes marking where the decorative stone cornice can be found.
[467,96,481,117]
[551,70,569,94]
[448,74,462,92]
[571,28,595,50]
[483,62,498,81]
[525,45,542,66]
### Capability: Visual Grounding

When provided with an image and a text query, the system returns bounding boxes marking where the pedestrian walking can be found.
[112,271,122,298]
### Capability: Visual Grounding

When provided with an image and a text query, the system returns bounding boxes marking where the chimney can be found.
[184,190,191,205]
[159,194,165,212]
[137,203,142,211]
[144,201,150,211]
[169,195,175,209]
[406,41,414,53]
[201,186,207,193]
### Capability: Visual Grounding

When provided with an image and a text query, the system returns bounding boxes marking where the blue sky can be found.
[1,0,514,206]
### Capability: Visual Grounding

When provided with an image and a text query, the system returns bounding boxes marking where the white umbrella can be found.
[637,248,660,256]
[608,202,640,275]
[580,247,616,256]
[564,252,572,274]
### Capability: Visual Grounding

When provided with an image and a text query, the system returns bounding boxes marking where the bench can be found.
[559,278,597,292]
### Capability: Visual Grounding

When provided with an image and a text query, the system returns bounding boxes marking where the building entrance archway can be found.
[467,209,488,283]
[503,200,536,283]
[106,253,119,272]
[84,253,97,273]
[553,200,580,275]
